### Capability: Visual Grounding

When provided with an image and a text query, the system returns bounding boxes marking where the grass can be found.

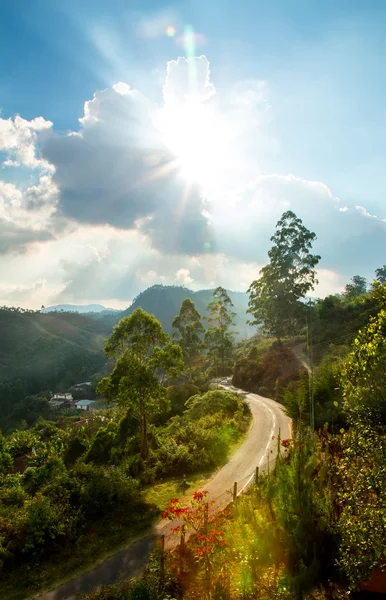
[144,471,214,511]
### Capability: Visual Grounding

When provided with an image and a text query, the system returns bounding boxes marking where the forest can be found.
[0,210,385,600]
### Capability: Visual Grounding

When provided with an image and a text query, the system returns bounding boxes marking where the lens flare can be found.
[165,25,176,37]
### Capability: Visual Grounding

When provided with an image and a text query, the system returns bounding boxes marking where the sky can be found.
[1,0,385,309]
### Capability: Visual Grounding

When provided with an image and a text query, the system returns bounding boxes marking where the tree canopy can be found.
[172,298,204,377]
[247,210,320,341]
[344,275,368,301]
[98,308,184,457]
[204,287,237,376]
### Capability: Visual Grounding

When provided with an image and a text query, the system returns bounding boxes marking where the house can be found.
[75,399,97,411]
[51,392,73,401]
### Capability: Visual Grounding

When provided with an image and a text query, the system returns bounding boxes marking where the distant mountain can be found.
[121,285,254,341]
[43,304,119,314]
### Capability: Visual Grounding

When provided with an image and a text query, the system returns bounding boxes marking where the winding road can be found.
[35,383,290,600]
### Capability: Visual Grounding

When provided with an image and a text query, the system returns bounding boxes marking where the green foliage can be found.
[343,275,368,301]
[185,389,248,421]
[167,383,200,417]
[274,431,338,599]
[172,298,204,376]
[310,291,379,360]
[7,429,38,458]
[247,211,320,340]
[0,434,12,475]
[374,265,386,285]
[147,390,251,479]
[0,307,108,433]
[233,345,305,399]
[340,282,386,427]
[121,284,254,341]
[99,309,184,458]
[334,422,386,589]
[205,287,237,377]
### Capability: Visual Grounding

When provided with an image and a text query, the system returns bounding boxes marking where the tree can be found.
[204,287,237,377]
[374,265,386,285]
[340,281,386,427]
[344,275,367,300]
[247,211,320,342]
[172,298,204,378]
[336,284,386,587]
[97,308,184,458]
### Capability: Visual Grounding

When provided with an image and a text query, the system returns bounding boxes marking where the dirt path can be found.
[35,385,290,600]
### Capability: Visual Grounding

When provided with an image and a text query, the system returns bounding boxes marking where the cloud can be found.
[1,55,384,310]
[0,279,47,303]
[176,268,193,285]
[0,176,58,253]
[355,204,386,222]
[42,78,212,255]
[0,115,53,170]
[163,56,216,104]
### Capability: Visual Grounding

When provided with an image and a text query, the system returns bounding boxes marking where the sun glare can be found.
[155,100,228,191]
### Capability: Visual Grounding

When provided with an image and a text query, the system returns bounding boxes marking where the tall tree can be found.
[172,298,204,377]
[247,211,320,342]
[97,308,183,458]
[205,287,237,377]
[374,265,386,285]
[344,275,367,300]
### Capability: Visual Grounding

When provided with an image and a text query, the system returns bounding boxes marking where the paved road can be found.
[35,384,290,600]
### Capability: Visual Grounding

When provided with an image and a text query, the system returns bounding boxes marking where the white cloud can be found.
[176,268,193,285]
[0,175,58,253]
[2,159,20,167]
[355,204,386,222]
[314,268,347,297]
[0,115,54,170]
[1,55,384,310]
[163,56,216,105]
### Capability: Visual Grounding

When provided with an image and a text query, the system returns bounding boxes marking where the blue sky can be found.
[0,0,385,308]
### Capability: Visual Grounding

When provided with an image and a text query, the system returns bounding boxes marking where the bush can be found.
[167,383,200,416]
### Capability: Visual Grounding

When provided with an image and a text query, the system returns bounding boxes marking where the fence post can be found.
[255,466,259,486]
[233,481,237,501]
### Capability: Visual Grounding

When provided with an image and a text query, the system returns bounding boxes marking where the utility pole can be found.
[306,299,315,432]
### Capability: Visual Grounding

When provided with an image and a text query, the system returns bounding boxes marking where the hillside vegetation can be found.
[0,306,251,599]
[77,213,385,600]
[0,308,109,432]
[122,285,254,341]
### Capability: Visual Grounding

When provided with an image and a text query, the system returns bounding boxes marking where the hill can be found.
[121,285,254,341]
[43,304,119,314]
[0,308,109,430]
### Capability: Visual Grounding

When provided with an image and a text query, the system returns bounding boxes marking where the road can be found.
[35,383,290,600]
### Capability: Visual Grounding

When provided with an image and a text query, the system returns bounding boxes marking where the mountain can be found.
[121,285,254,341]
[43,304,119,314]
[0,308,109,400]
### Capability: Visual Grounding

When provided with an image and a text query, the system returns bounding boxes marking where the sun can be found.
[155,100,228,191]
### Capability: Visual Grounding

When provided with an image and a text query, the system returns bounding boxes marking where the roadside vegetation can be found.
[0,213,385,599]
[0,289,249,599]
[78,213,385,600]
